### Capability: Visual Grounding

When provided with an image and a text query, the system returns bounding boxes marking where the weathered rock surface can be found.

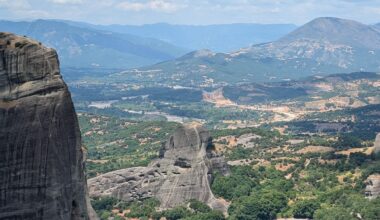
[88,124,230,213]
[374,133,380,155]
[0,33,93,219]
[364,136,380,199]
[365,174,380,199]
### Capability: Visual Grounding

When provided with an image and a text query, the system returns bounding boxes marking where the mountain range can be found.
[1,17,379,82]
[373,23,380,32]
[64,21,297,52]
[0,19,297,69]
[134,17,380,85]
[0,19,186,68]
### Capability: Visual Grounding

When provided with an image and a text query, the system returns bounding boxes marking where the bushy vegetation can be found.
[74,70,380,219]
[92,197,224,220]
[79,113,179,177]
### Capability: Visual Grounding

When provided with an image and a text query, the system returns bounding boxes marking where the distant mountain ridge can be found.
[62,21,297,52]
[280,17,380,48]
[373,23,380,32]
[0,19,186,68]
[134,17,380,85]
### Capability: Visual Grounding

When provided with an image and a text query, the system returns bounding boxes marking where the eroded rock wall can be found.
[88,124,229,213]
[0,32,91,220]
[374,133,380,155]
[365,174,380,200]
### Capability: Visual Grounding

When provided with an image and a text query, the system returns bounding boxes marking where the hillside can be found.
[279,17,380,48]
[0,20,186,68]
[133,17,380,85]
[373,23,380,32]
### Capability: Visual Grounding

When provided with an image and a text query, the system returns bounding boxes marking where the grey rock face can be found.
[0,33,91,219]
[88,124,229,213]
[364,135,380,199]
[374,133,380,155]
[365,174,380,199]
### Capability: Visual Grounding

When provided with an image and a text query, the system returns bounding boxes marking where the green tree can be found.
[292,200,320,219]
[314,207,355,220]
[229,190,287,220]
[183,210,225,220]
[91,197,118,211]
[188,199,212,213]
[163,206,192,220]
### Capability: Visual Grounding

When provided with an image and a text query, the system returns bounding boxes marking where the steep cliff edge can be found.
[0,32,92,219]
[88,124,230,213]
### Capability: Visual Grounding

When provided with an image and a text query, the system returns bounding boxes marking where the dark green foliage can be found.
[154,102,262,122]
[298,104,380,141]
[211,127,280,139]
[188,199,212,213]
[314,207,356,220]
[292,200,320,219]
[334,134,362,149]
[227,146,252,160]
[224,83,308,104]
[228,190,288,220]
[91,197,119,211]
[125,198,160,218]
[212,166,257,200]
[313,192,380,220]
[91,197,125,220]
[361,198,380,220]
[362,160,380,178]
[348,152,369,166]
[162,206,192,220]
[183,210,225,220]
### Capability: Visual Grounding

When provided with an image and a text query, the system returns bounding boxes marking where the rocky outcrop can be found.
[364,135,380,199]
[88,124,230,213]
[374,133,380,155]
[0,33,93,219]
[365,174,380,199]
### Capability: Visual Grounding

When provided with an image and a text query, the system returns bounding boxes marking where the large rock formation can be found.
[88,124,229,213]
[365,174,380,200]
[363,135,380,199]
[0,33,93,219]
[374,133,380,155]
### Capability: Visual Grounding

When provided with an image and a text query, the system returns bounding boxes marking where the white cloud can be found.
[118,0,186,13]
[0,0,30,10]
[48,0,84,4]
[0,0,379,25]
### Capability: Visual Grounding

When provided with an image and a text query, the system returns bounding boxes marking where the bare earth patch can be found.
[335,147,374,156]
[297,146,335,154]
[275,163,295,171]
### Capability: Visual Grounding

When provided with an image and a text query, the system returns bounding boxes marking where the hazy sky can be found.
[0,0,379,25]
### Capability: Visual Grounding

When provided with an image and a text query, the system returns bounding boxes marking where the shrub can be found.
[292,200,320,219]
[188,199,212,213]
[163,206,192,220]
[91,197,118,211]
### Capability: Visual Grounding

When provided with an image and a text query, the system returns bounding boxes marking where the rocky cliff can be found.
[365,174,380,200]
[0,32,92,219]
[88,124,230,213]
[364,135,380,199]
[374,133,380,155]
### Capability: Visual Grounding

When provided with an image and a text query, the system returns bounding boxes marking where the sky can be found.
[0,0,380,25]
